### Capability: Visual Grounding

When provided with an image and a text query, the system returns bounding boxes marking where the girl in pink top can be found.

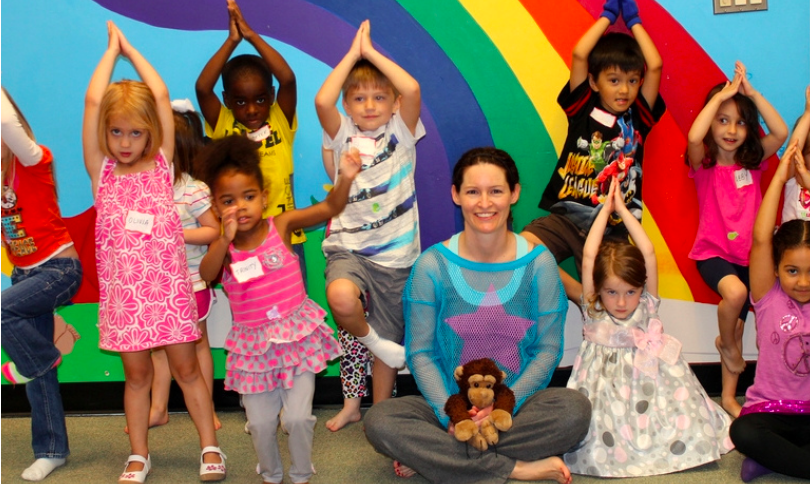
[199,136,360,484]
[686,61,787,417]
[733,142,810,482]
[83,22,223,484]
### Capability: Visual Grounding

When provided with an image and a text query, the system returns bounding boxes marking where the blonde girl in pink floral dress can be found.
[82,22,224,484]
[199,136,361,484]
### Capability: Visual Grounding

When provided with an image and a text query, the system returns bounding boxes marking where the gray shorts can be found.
[325,251,410,343]
[523,213,629,276]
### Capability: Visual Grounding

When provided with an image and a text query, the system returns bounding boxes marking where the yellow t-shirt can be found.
[206,103,305,244]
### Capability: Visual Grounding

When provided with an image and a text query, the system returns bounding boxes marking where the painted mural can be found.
[2,0,808,382]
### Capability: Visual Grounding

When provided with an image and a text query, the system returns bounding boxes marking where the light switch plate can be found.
[714,0,768,14]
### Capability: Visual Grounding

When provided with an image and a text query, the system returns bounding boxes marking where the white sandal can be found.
[118,454,151,484]
[199,446,226,482]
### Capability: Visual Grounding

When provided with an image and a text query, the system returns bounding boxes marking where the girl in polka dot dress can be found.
[199,136,360,484]
[564,179,734,477]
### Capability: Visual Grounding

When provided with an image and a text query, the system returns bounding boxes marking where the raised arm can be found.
[314,23,364,139]
[359,20,421,135]
[571,16,611,90]
[791,86,810,153]
[737,62,788,160]
[1,89,42,167]
[686,75,742,169]
[195,3,241,130]
[581,178,616,299]
[751,143,799,301]
[83,22,121,196]
[614,181,657,296]
[113,23,174,165]
[230,0,296,126]
[200,204,237,283]
[275,149,361,243]
[618,0,661,107]
[322,147,336,182]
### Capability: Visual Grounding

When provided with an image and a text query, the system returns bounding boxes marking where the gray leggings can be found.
[243,372,316,484]
[365,388,592,484]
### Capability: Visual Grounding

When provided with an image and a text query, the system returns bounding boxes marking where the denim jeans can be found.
[1,256,82,458]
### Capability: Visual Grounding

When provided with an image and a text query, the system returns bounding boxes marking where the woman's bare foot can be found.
[716,336,745,374]
[326,406,362,432]
[393,460,416,478]
[721,395,742,418]
[510,456,571,484]
[124,409,169,434]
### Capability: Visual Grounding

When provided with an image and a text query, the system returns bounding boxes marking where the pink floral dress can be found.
[221,218,341,394]
[95,152,199,352]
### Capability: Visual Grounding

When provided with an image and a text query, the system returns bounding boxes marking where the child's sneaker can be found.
[2,362,32,384]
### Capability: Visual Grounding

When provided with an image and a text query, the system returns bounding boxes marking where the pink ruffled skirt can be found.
[224,298,342,394]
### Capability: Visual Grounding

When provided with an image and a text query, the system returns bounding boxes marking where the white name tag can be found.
[246,124,271,142]
[231,256,264,283]
[350,136,377,158]
[125,210,154,235]
[590,107,616,128]
[734,168,753,189]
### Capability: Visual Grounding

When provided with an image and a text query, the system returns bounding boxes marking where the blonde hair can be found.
[341,59,398,99]
[97,80,162,162]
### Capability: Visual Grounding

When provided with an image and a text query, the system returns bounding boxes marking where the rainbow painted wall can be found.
[2,0,809,383]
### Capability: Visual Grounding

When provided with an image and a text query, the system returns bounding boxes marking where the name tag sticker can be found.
[246,124,271,142]
[350,136,377,158]
[734,168,753,189]
[125,211,154,235]
[231,256,264,283]
[590,107,616,128]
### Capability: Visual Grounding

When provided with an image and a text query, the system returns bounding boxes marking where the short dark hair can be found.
[172,109,205,184]
[199,135,264,194]
[452,147,520,192]
[774,219,810,267]
[221,54,274,94]
[700,82,764,170]
[588,33,645,80]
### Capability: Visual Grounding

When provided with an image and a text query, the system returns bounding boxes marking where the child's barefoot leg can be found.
[148,348,171,427]
[716,277,747,374]
[371,359,397,404]
[195,319,220,430]
[326,397,362,432]
[719,352,742,417]
[510,456,572,484]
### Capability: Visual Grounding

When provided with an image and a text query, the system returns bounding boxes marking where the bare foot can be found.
[510,456,571,484]
[124,409,169,434]
[213,412,222,431]
[393,460,416,478]
[326,407,362,432]
[716,336,745,374]
[721,395,742,418]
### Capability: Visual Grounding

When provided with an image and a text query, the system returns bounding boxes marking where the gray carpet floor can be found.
[1,408,805,484]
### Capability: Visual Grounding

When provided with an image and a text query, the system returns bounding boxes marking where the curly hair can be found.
[586,240,646,318]
[198,135,263,195]
[699,82,764,170]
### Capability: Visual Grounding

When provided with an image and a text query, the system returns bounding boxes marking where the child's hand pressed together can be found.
[220,205,239,243]
[228,0,256,42]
